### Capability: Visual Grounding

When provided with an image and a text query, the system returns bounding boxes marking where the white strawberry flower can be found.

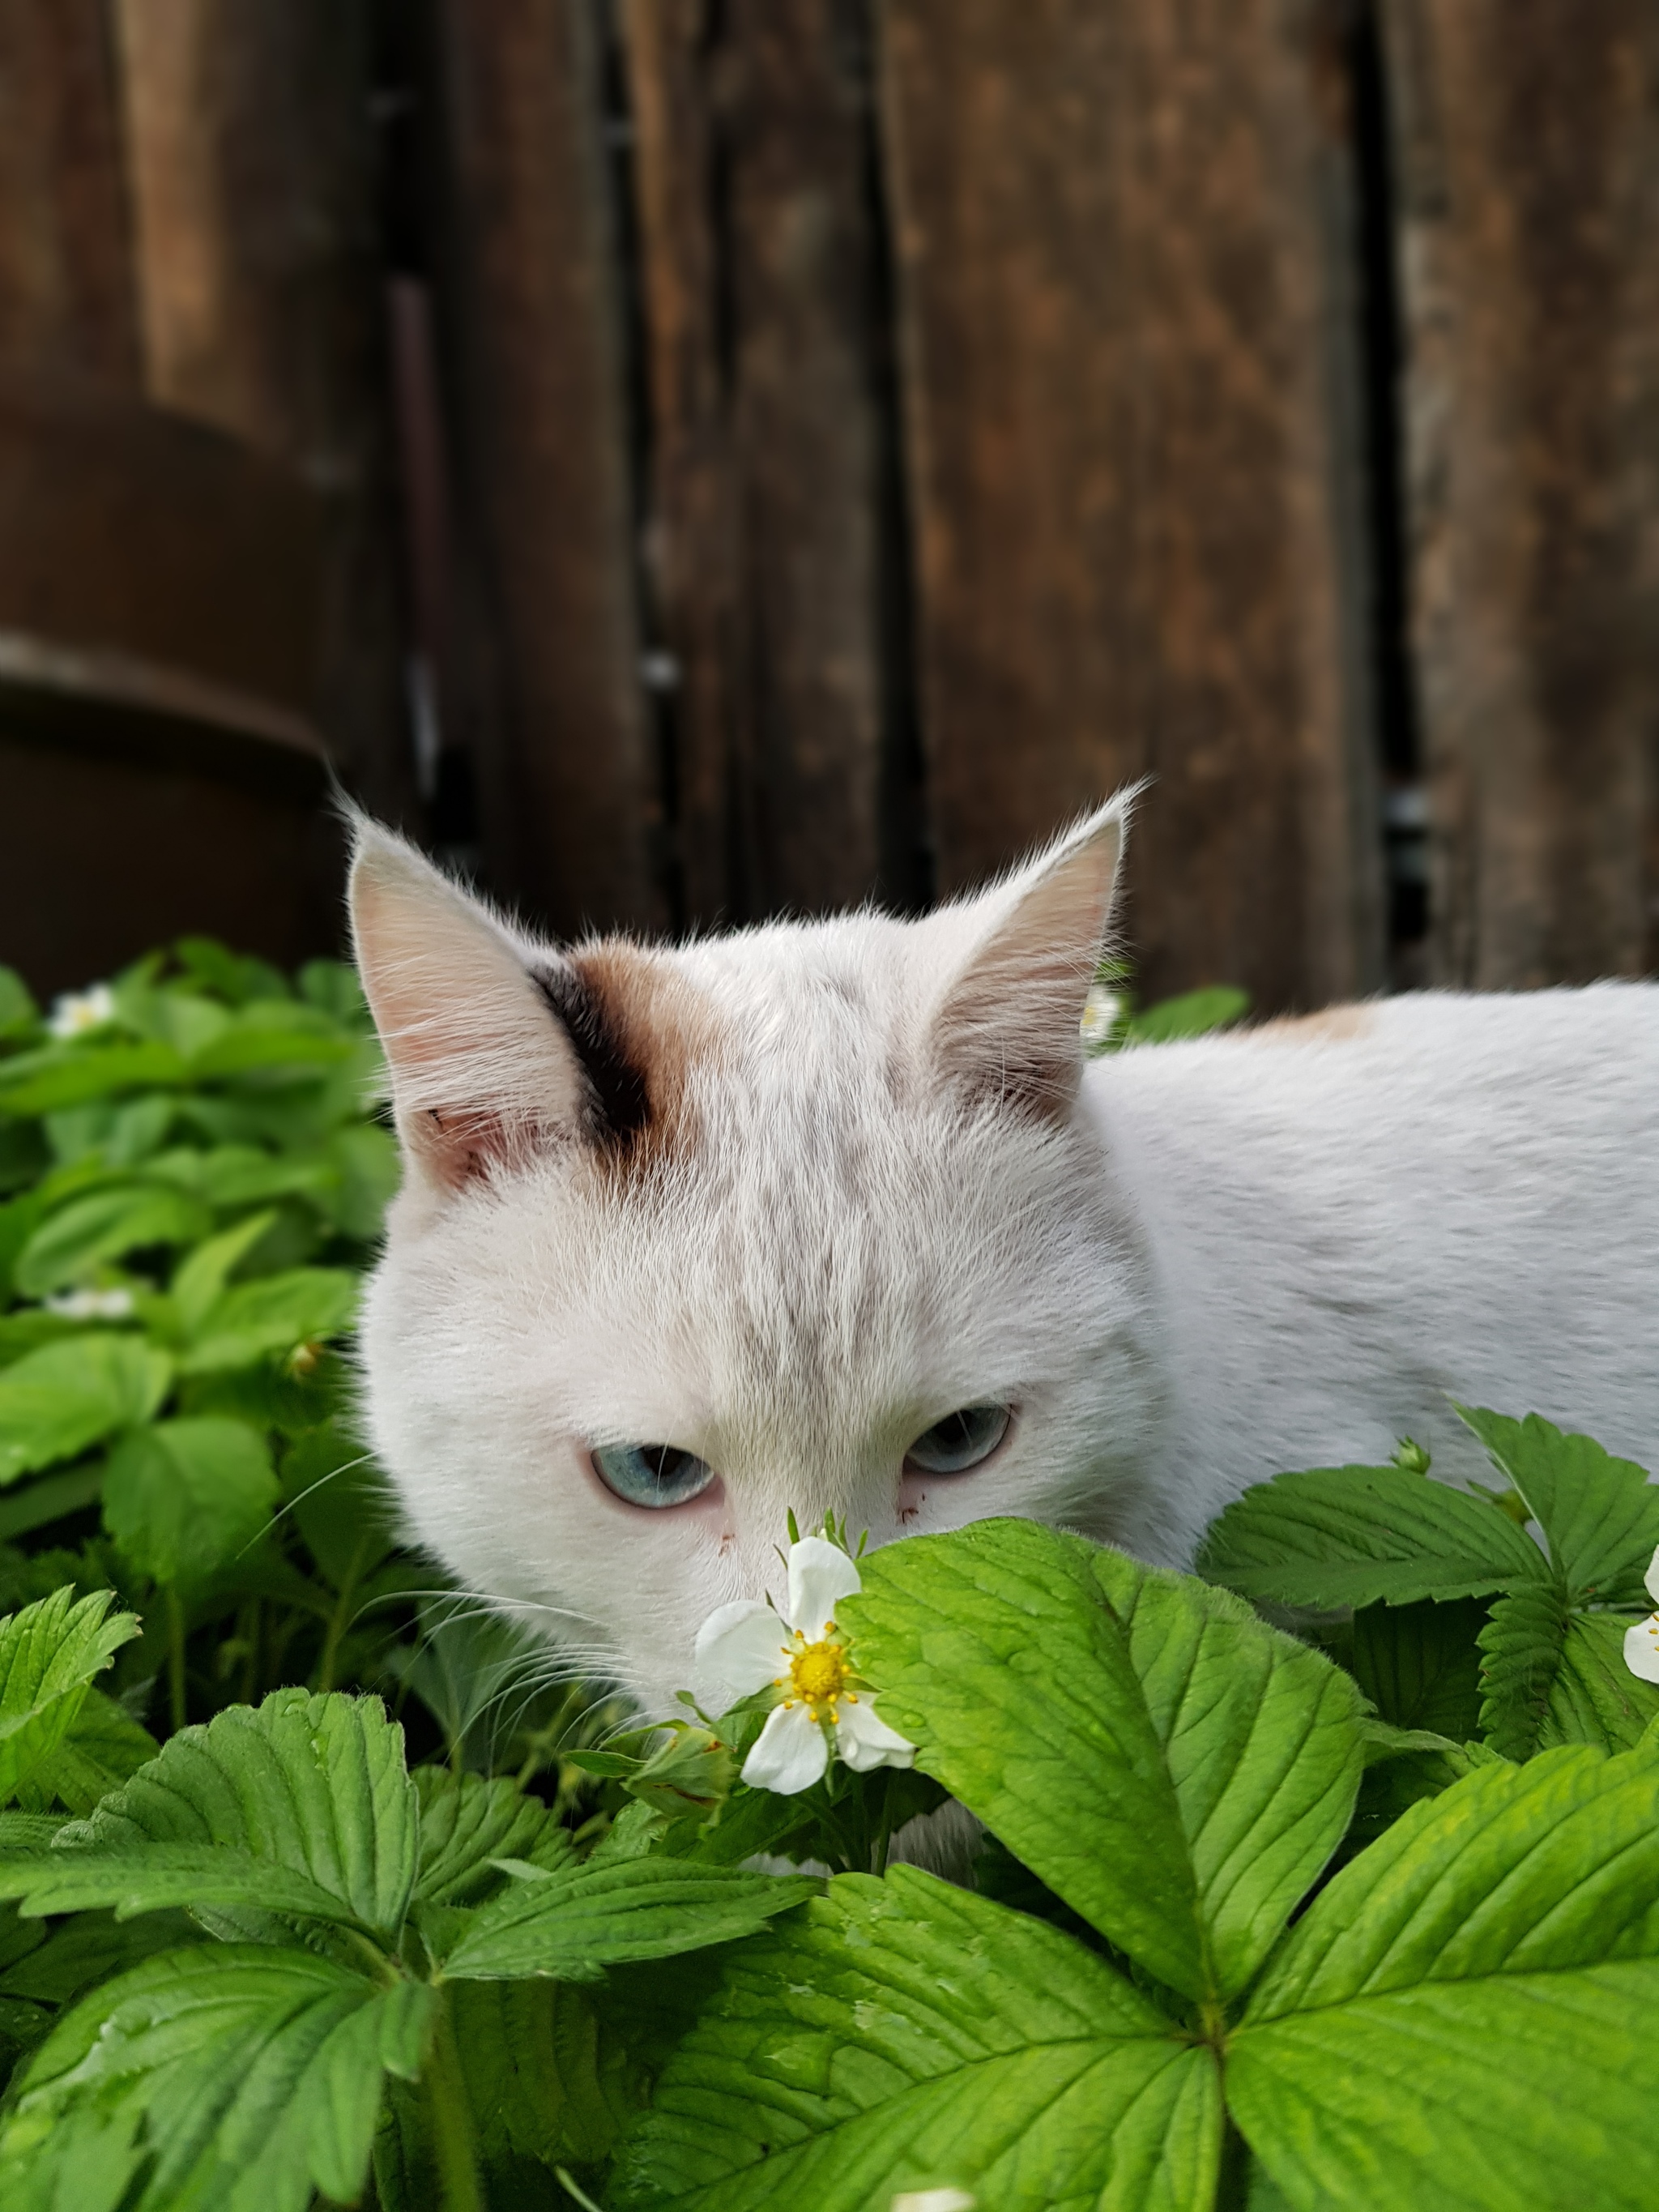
[47,984,116,1040]
[693,1534,916,1796]
[1080,983,1120,1047]
[1622,1546,1659,1685]
[43,1287,135,1321]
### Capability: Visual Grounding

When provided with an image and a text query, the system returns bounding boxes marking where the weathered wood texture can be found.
[1384,0,1659,987]
[0,1,407,982]
[622,0,902,924]
[0,0,139,386]
[429,0,665,938]
[112,0,416,826]
[877,0,1384,1012]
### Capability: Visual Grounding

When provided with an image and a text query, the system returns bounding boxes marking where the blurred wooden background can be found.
[0,0,1653,1009]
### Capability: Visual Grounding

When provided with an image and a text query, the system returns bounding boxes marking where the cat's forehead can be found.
[668,908,934,1047]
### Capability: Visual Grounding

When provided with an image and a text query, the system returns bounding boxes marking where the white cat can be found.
[349,799,1659,1715]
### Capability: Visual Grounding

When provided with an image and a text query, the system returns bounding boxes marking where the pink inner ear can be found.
[930,813,1124,1120]
[350,845,588,1190]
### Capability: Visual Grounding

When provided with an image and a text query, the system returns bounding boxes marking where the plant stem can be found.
[318,1566,359,1695]
[423,1988,483,2212]
[165,1586,188,1734]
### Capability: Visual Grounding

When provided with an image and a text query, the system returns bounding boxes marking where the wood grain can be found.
[431,0,665,937]
[0,1,139,386]
[111,0,415,826]
[1384,0,1659,985]
[623,0,894,924]
[878,0,1384,1012]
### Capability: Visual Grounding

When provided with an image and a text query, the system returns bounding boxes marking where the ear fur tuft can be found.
[928,792,1132,1120]
[348,819,591,1189]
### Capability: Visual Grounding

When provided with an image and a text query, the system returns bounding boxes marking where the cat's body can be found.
[348,801,1659,1715]
[1087,984,1658,1553]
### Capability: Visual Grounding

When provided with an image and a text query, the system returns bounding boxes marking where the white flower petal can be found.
[47,984,115,1040]
[741,1702,830,1795]
[786,1536,862,1641]
[693,1601,790,1708]
[834,1696,916,1774]
[1623,1612,1659,1685]
[1644,1545,1659,1609]
[890,2193,976,2212]
[1079,984,1120,1046]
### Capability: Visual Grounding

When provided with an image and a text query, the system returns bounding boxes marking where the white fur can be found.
[349,805,1659,1715]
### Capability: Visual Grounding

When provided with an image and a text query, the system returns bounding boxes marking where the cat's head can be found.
[350,797,1164,1710]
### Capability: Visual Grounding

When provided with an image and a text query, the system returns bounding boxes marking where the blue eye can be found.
[591,1441,717,1509]
[904,1404,1011,1476]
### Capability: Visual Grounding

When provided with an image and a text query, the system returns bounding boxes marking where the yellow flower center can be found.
[786,1638,848,1715]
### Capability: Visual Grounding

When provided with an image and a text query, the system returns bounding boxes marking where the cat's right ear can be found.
[348,822,588,1190]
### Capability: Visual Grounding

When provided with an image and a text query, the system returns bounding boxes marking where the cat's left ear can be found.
[926,794,1131,1120]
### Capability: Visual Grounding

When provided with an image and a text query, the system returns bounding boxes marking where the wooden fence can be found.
[1,2,1653,1010]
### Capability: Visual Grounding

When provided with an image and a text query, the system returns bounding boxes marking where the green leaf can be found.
[297,959,368,1025]
[0,1041,186,1118]
[0,1815,65,1856]
[174,937,292,1007]
[0,1467,105,1543]
[1350,1597,1486,1740]
[173,1147,335,1212]
[0,1843,393,1928]
[1538,1614,1659,1754]
[441,1855,815,1982]
[1228,1743,1659,2211]
[1122,984,1251,1044]
[413,1768,566,1907]
[39,1689,417,1943]
[0,1590,139,1807]
[1197,1463,1547,1610]
[843,1518,1364,2002]
[177,1266,359,1373]
[1476,1583,1569,1760]
[12,1183,210,1296]
[0,1945,435,2212]
[0,1193,48,1302]
[0,1335,173,1486]
[318,1121,399,1238]
[612,1866,1222,2211]
[167,1210,278,1337]
[0,1908,203,2015]
[450,1979,643,2176]
[1456,1405,1659,1608]
[0,967,37,1032]
[102,1416,277,1588]
[186,1009,353,1080]
[12,1688,157,1815]
[286,1431,395,1595]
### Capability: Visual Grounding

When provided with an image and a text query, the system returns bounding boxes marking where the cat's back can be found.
[1081,981,1659,1513]
[1091,980,1658,1172]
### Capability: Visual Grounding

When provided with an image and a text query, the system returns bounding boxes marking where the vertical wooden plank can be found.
[878,0,1384,1013]
[1383,0,1659,986]
[0,1,140,384]
[620,0,737,921]
[112,0,417,829]
[622,0,892,923]
[430,0,664,938]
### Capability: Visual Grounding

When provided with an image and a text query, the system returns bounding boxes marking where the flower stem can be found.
[423,1988,484,2212]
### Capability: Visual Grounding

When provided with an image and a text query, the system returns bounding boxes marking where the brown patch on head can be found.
[540,944,724,1170]
[1247,1004,1376,1046]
